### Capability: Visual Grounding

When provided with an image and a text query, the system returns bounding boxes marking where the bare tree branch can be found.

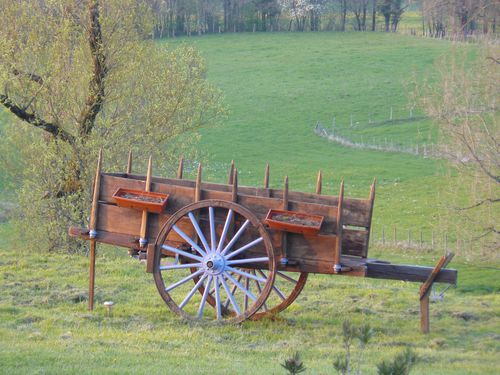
[455,198,500,211]
[77,0,107,138]
[0,93,75,145]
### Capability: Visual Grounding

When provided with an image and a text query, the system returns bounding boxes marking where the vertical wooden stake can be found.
[316,170,322,195]
[195,163,202,202]
[126,150,133,174]
[281,176,289,264]
[334,180,344,273]
[228,160,235,185]
[177,157,184,179]
[232,169,238,203]
[264,163,270,189]
[88,149,102,311]
[364,178,376,257]
[420,295,430,334]
[139,156,153,247]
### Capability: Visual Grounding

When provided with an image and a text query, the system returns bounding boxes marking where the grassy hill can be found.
[167,32,455,234]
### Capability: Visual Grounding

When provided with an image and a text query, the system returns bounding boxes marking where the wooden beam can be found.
[316,170,322,195]
[139,156,152,247]
[363,177,376,258]
[195,163,202,202]
[126,150,132,174]
[334,180,344,273]
[177,157,184,179]
[232,169,238,202]
[228,160,235,185]
[366,262,457,284]
[264,163,270,188]
[420,295,430,334]
[420,253,455,299]
[88,148,102,311]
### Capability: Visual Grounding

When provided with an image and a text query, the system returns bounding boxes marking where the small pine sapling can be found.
[376,348,418,375]
[281,352,306,374]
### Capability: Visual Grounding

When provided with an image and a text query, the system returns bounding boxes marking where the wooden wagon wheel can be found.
[153,199,276,323]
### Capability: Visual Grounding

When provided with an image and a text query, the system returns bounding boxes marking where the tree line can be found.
[147,0,498,37]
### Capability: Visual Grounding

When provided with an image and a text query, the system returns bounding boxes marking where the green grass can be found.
[166,32,457,232]
[0,224,498,374]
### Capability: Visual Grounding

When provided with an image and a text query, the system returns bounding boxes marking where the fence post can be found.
[350,114,353,127]
[420,230,423,248]
[431,230,435,249]
[390,107,393,121]
[382,226,385,245]
[394,226,397,244]
[408,229,411,246]
[444,232,448,254]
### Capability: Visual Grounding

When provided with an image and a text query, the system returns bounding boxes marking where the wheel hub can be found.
[203,253,225,275]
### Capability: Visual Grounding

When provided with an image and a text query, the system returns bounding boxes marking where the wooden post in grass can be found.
[88,149,102,311]
[264,164,270,189]
[228,160,235,185]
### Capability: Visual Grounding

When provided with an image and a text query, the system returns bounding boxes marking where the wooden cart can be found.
[69,152,457,333]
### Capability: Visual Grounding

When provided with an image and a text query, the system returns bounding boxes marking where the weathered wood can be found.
[420,295,430,334]
[334,180,344,272]
[232,169,238,202]
[139,156,153,247]
[126,150,132,174]
[366,263,457,284]
[88,149,102,311]
[228,160,234,185]
[88,240,96,311]
[264,163,270,188]
[420,252,455,299]
[89,149,102,234]
[362,178,376,258]
[146,244,155,273]
[176,157,184,179]
[195,164,202,202]
[282,176,289,261]
[316,170,322,195]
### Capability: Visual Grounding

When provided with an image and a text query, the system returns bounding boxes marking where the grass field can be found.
[1,32,498,374]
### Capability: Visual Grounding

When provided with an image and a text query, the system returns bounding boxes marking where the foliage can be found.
[281,351,307,374]
[376,348,418,375]
[0,0,225,252]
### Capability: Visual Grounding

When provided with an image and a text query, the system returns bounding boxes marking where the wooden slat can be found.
[366,263,457,284]
[420,253,455,299]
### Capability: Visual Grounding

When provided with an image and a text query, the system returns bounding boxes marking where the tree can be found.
[420,45,499,253]
[0,0,225,252]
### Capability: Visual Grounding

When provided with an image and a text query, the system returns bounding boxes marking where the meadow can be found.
[1,32,498,374]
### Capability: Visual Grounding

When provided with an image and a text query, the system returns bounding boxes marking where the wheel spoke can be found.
[220,220,250,256]
[172,225,207,257]
[257,269,285,300]
[227,266,267,283]
[165,269,204,292]
[226,257,269,266]
[187,212,210,254]
[197,276,213,319]
[221,275,241,315]
[159,262,203,271]
[224,274,242,309]
[225,237,263,260]
[277,271,298,284]
[209,207,217,252]
[161,244,203,262]
[224,271,256,301]
[244,276,250,310]
[179,274,208,309]
[252,270,268,311]
[216,209,233,253]
[214,275,222,320]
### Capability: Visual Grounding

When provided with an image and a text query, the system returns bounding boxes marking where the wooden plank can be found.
[342,229,368,257]
[366,263,457,284]
[334,180,344,272]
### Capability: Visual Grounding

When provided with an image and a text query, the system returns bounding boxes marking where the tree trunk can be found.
[371,0,377,31]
